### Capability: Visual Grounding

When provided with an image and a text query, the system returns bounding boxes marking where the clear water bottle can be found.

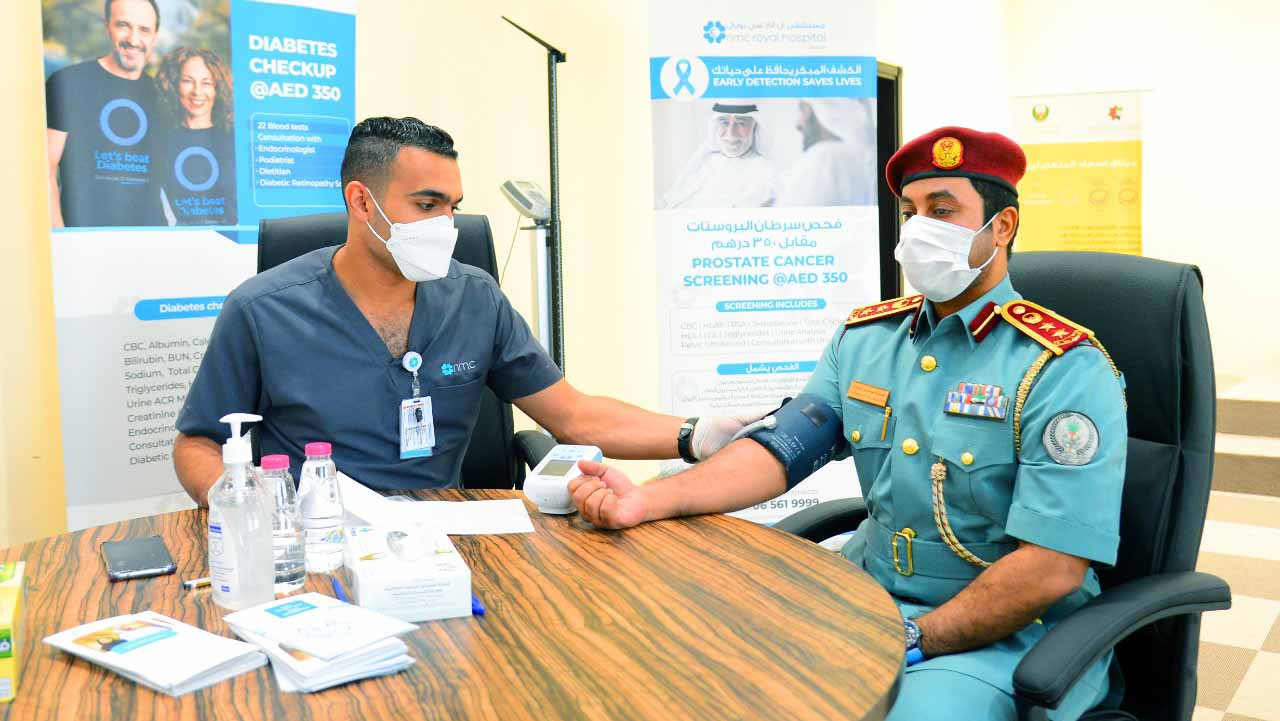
[208,414,274,610]
[298,442,344,573]
[262,454,305,594]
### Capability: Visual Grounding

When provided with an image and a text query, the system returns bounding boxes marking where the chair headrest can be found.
[257,212,498,280]
[1007,251,1206,446]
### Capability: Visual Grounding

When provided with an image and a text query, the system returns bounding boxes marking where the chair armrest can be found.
[773,498,869,542]
[1013,571,1231,714]
[513,430,556,469]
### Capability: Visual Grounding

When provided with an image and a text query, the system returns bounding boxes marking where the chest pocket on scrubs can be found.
[843,402,896,497]
[930,414,1016,524]
[428,377,487,457]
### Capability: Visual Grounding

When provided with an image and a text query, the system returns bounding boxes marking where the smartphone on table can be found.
[101,535,177,581]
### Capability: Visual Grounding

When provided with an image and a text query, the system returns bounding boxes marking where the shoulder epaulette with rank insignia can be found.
[992,299,1093,355]
[844,294,924,328]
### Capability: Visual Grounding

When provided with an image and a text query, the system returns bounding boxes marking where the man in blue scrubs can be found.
[567,127,1127,720]
[175,117,750,503]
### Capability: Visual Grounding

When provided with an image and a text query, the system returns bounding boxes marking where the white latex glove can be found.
[691,406,776,461]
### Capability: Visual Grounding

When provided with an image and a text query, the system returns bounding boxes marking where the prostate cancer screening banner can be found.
[41,0,355,529]
[650,1,878,525]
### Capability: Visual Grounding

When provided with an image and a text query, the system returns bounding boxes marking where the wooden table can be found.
[0,490,903,720]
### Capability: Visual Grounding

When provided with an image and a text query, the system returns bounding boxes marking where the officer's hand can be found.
[691,407,774,461]
[569,460,649,529]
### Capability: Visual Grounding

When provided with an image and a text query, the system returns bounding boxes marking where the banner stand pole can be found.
[502,16,567,371]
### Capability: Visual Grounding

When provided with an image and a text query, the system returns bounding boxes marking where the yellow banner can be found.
[1017,140,1141,254]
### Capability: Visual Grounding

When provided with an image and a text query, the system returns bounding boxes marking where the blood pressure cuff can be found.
[746,393,848,490]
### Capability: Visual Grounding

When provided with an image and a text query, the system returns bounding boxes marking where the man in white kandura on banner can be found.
[775,98,877,207]
[660,102,775,209]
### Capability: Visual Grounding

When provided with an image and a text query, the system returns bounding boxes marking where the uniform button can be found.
[902,438,919,455]
[961,452,974,466]
[920,355,937,372]
[851,430,862,443]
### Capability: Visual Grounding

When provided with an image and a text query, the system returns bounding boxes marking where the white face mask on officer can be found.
[365,190,459,282]
[895,213,999,303]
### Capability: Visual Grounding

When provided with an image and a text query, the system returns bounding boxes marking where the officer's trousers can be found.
[884,663,1109,721]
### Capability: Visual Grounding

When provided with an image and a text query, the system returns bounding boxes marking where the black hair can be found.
[970,177,1020,254]
[104,0,160,30]
[340,117,458,192]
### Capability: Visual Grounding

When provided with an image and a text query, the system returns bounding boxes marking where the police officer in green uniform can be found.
[568,127,1128,720]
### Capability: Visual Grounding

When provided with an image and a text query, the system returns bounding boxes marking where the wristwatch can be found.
[677,417,699,464]
[903,618,925,666]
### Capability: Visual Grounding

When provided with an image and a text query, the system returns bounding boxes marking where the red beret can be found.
[885,126,1026,198]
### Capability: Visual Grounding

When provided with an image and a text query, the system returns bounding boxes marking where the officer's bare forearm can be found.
[174,432,224,507]
[914,543,1088,657]
[640,439,786,520]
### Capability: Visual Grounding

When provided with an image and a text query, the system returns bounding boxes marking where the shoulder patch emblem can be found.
[845,294,924,328]
[998,300,1093,355]
[1043,412,1099,465]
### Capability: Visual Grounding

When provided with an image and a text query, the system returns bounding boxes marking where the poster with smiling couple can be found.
[40,0,355,528]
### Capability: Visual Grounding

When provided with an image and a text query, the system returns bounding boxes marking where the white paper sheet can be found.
[338,474,535,535]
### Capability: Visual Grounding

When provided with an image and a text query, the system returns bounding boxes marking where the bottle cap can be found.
[305,442,332,457]
[261,454,290,471]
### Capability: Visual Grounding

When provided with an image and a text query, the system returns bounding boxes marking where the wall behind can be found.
[1007,0,1275,378]
[0,1,68,547]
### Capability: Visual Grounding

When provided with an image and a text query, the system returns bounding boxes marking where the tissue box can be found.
[343,526,471,623]
[0,562,24,703]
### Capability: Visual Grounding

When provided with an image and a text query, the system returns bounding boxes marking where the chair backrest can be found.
[257,212,522,489]
[1008,251,1215,720]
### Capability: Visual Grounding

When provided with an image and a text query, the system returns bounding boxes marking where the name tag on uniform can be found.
[847,380,890,407]
[943,382,1009,420]
[400,397,436,459]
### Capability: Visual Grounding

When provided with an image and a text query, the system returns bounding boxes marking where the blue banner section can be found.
[650,56,875,99]
[716,361,818,375]
[231,0,356,236]
[110,629,177,654]
[265,599,318,618]
[716,298,827,313]
[134,296,227,321]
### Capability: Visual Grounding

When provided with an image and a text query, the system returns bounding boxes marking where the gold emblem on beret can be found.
[932,137,964,169]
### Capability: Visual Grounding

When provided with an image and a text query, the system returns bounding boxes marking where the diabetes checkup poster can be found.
[40,0,356,528]
[649,1,879,524]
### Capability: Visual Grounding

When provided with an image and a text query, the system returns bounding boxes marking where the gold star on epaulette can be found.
[844,294,924,328]
[997,300,1092,355]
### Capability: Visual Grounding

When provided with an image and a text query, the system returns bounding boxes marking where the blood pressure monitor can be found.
[524,444,603,514]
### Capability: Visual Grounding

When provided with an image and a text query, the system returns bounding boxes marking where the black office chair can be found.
[257,211,554,489]
[776,252,1230,721]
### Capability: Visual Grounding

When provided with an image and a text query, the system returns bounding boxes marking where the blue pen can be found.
[330,574,351,603]
[471,595,486,616]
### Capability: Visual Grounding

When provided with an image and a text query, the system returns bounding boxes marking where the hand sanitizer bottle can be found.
[208,413,274,610]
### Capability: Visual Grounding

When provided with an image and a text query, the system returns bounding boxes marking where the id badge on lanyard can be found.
[400,352,435,459]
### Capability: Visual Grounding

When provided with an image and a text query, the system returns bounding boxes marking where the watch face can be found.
[903,619,920,648]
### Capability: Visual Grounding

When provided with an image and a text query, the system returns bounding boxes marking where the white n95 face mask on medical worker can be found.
[366,192,459,282]
[894,213,999,302]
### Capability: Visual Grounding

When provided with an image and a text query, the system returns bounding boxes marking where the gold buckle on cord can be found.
[892,527,916,576]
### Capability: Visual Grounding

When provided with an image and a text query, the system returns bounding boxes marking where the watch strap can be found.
[677,417,699,464]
